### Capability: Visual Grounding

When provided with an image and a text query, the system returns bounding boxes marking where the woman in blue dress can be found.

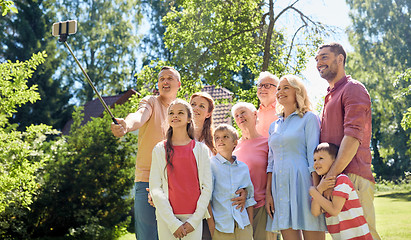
[265,75,326,240]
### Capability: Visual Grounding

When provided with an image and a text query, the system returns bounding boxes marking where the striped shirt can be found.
[326,174,373,240]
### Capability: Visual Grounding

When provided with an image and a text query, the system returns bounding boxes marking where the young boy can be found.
[309,142,373,240]
[208,124,256,240]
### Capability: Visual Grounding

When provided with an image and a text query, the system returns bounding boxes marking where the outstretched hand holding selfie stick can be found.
[53,20,118,125]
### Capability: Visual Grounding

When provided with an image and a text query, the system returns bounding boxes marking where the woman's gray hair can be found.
[231,102,257,117]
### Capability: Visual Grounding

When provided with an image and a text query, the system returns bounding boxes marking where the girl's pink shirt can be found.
[167,140,200,214]
[233,136,269,208]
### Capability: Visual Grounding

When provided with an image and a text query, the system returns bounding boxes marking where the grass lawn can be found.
[119,190,411,240]
[373,191,411,239]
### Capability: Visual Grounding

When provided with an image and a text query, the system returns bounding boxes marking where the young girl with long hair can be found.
[149,99,212,240]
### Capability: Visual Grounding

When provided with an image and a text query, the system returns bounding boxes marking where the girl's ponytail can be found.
[165,126,174,168]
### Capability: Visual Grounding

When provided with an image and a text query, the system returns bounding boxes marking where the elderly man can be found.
[111,66,181,240]
[256,71,280,138]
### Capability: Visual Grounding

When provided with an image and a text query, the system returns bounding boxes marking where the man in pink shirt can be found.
[111,66,181,240]
[315,43,380,240]
[256,71,279,137]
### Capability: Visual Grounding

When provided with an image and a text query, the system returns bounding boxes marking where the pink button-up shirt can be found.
[256,102,278,138]
[320,75,374,183]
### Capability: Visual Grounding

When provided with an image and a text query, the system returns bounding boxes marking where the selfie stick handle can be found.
[59,35,118,125]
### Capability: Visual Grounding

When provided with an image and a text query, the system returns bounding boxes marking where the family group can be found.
[111,43,380,240]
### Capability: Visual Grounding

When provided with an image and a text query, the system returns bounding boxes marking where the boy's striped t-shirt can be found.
[325,174,373,240]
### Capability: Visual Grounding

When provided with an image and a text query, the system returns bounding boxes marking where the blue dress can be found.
[266,111,326,231]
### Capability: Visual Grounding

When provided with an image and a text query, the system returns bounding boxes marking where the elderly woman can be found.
[265,75,326,240]
[231,102,278,240]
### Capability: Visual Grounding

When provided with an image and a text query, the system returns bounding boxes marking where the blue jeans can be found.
[134,182,158,240]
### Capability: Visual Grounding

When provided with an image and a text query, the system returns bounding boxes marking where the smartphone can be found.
[52,20,77,36]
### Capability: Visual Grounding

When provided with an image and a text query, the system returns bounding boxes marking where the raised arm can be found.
[111,106,152,137]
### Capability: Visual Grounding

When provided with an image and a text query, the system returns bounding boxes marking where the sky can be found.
[295,0,353,111]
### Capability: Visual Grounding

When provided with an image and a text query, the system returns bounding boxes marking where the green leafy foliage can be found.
[0,124,60,239]
[347,0,411,179]
[0,0,17,16]
[0,51,139,239]
[396,69,411,161]
[397,69,411,131]
[54,0,143,103]
[0,0,73,131]
[0,51,45,126]
[25,104,138,239]
[163,0,263,85]
[161,0,326,94]
[140,0,181,63]
[0,52,61,238]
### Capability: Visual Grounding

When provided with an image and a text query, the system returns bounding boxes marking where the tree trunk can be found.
[262,0,275,71]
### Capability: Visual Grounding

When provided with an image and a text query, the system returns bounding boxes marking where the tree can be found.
[0,52,44,210]
[0,0,73,131]
[397,69,411,163]
[54,0,143,103]
[26,105,138,239]
[346,0,411,179]
[400,69,411,132]
[0,0,17,15]
[0,51,62,239]
[161,0,327,92]
[140,0,181,64]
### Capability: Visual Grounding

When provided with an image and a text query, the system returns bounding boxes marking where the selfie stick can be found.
[57,23,118,124]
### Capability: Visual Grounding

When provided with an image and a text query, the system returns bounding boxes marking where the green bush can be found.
[27,104,138,239]
[0,52,58,239]
[375,172,411,194]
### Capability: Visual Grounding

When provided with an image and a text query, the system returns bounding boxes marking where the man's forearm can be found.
[124,108,151,132]
[327,135,360,177]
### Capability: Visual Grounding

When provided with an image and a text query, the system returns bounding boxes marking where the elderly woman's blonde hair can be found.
[231,102,257,117]
[276,75,312,118]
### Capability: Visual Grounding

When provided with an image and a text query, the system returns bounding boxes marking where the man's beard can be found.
[320,60,338,81]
